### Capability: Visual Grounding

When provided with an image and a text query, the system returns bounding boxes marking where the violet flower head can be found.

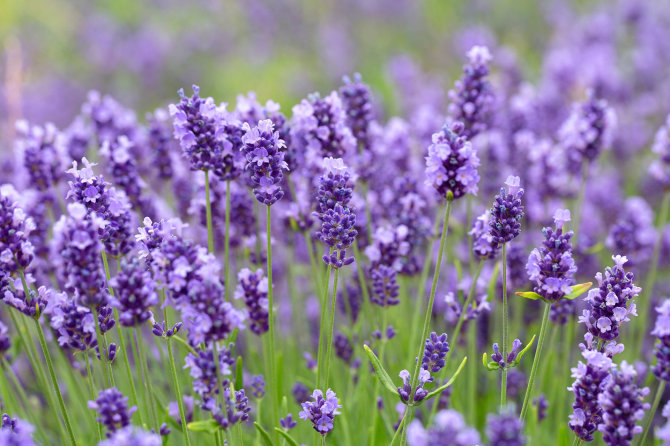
[316,203,357,269]
[334,332,353,365]
[652,299,670,382]
[241,118,288,206]
[526,208,577,302]
[425,121,480,201]
[2,282,49,320]
[406,409,481,446]
[15,120,65,192]
[0,413,36,446]
[147,108,175,181]
[398,368,431,403]
[469,209,499,260]
[490,338,523,369]
[109,259,158,327]
[212,386,250,430]
[88,387,137,436]
[369,265,400,307]
[169,85,227,171]
[314,157,354,215]
[579,255,640,342]
[568,349,615,442]
[364,225,413,273]
[650,114,670,188]
[0,185,35,273]
[235,268,269,335]
[447,45,494,139]
[533,395,549,422]
[340,73,374,151]
[605,197,656,267]
[280,414,297,430]
[559,90,616,167]
[0,321,10,357]
[46,290,96,351]
[488,176,524,249]
[249,375,265,399]
[421,332,450,374]
[184,344,234,413]
[183,279,245,345]
[98,426,161,446]
[597,362,650,446]
[298,388,341,435]
[486,407,525,446]
[213,119,246,181]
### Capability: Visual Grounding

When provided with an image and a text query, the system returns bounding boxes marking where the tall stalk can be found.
[266,204,279,441]
[323,267,341,387]
[637,380,666,446]
[204,170,215,253]
[520,303,551,420]
[501,244,509,407]
[224,179,231,300]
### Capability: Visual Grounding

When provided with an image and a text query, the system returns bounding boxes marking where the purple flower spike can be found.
[0,413,36,445]
[397,369,431,403]
[424,121,480,201]
[406,409,480,446]
[280,413,297,430]
[488,176,524,249]
[340,73,374,151]
[370,265,400,307]
[486,407,525,446]
[469,210,499,260]
[235,268,269,336]
[299,388,341,435]
[109,259,158,327]
[421,332,450,374]
[98,426,161,446]
[652,299,670,382]
[249,375,266,399]
[0,185,35,273]
[241,118,288,206]
[650,114,670,188]
[88,387,137,436]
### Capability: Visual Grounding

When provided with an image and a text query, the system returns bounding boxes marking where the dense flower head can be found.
[241,119,288,205]
[365,225,413,273]
[53,203,109,307]
[369,265,400,306]
[212,385,250,430]
[109,259,158,327]
[398,368,432,403]
[212,119,246,181]
[0,185,35,272]
[490,338,524,369]
[568,349,615,442]
[46,290,96,351]
[469,209,499,260]
[658,401,670,445]
[605,197,655,267]
[314,157,354,216]
[183,279,244,345]
[316,203,357,268]
[98,426,161,446]
[169,85,227,171]
[597,362,650,446]
[486,408,525,446]
[652,299,670,381]
[184,344,234,413]
[15,120,65,192]
[579,255,640,342]
[488,176,524,249]
[299,388,341,435]
[559,90,616,167]
[2,282,49,319]
[291,92,356,162]
[334,332,353,364]
[447,45,494,139]
[0,321,9,357]
[526,208,577,302]
[0,413,36,446]
[235,267,269,335]
[88,387,137,436]
[249,374,265,399]
[340,73,374,151]
[425,121,480,200]
[421,332,450,374]
[406,409,481,446]
[82,91,138,144]
[146,108,175,180]
[650,114,670,187]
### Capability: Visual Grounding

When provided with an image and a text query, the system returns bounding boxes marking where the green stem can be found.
[224,179,231,300]
[266,204,279,442]
[501,244,508,408]
[409,199,452,402]
[324,267,341,387]
[389,406,408,446]
[134,328,158,428]
[34,319,77,446]
[352,241,374,331]
[162,290,192,446]
[204,170,215,253]
[86,349,103,442]
[520,303,551,420]
[2,358,48,444]
[637,380,666,446]
[447,260,485,362]
[572,161,589,247]
[316,264,333,389]
[0,358,14,412]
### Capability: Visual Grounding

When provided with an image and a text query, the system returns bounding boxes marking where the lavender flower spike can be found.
[241,118,288,206]
[489,176,525,249]
[650,114,670,187]
[406,409,480,446]
[421,332,450,374]
[299,388,341,435]
[652,299,670,381]
[88,387,137,436]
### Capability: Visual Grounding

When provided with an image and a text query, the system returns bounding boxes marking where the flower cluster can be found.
[184,344,235,414]
[183,279,244,345]
[488,176,524,249]
[486,408,525,446]
[340,73,374,151]
[650,114,670,187]
[421,332,450,374]
[652,299,670,382]
[398,368,431,403]
[0,186,35,273]
[109,259,157,326]
[298,388,341,435]
[424,121,480,200]
[235,268,269,335]
[15,120,65,192]
[0,413,36,445]
[579,255,640,342]
[46,290,96,351]
[406,409,480,446]
[88,387,137,436]
[469,209,499,260]
[240,119,288,205]
[526,209,576,302]
[369,265,400,307]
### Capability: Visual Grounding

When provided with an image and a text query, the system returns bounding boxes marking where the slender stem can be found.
[638,190,670,350]
[0,358,14,412]
[520,303,551,420]
[266,204,279,442]
[572,161,589,247]
[93,306,113,387]
[134,328,158,428]
[324,267,341,387]
[86,350,103,441]
[409,200,452,400]
[389,406,408,446]
[467,318,477,425]
[556,315,575,430]
[637,380,666,446]
[162,290,192,446]
[204,170,215,253]
[2,358,47,444]
[34,319,77,446]
[316,264,333,389]
[369,310,389,446]
[224,179,231,300]
[447,260,485,362]
[501,244,509,408]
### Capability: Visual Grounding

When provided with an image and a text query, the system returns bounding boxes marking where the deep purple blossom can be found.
[334,332,353,365]
[0,186,35,273]
[235,268,269,336]
[486,408,525,446]
[421,332,450,374]
[280,414,297,430]
[183,279,245,345]
[46,290,96,351]
[109,259,158,327]
[88,387,137,436]
[652,299,670,382]
[15,120,65,192]
[489,176,524,249]
[314,157,354,216]
[398,368,431,403]
[298,388,341,435]
[340,73,374,151]
[369,265,400,307]
[184,344,234,413]
[406,409,481,446]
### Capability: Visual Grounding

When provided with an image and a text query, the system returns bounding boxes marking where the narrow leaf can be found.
[364,344,397,395]
[563,282,593,301]
[187,419,220,433]
[235,356,244,390]
[513,334,536,365]
[515,291,543,301]
[482,352,488,368]
[421,356,468,402]
[275,428,300,446]
[254,422,275,446]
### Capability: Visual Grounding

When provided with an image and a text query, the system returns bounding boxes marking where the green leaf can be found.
[235,356,244,391]
[275,428,300,446]
[482,352,488,368]
[421,356,468,402]
[254,422,275,446]
[515,291,543,301]
[187,419,220,433]
[364,344,397,395]
[563,282,593,301]
[512,334,536,366]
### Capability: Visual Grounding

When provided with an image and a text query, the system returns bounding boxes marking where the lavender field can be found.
[2,0,670,445]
